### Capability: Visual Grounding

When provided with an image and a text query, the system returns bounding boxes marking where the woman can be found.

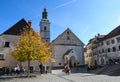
[65,65,70,75]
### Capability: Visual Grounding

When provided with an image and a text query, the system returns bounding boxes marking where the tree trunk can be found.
[27,52,30,77]
[27,59,30,77]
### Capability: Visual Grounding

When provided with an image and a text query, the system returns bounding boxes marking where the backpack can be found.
[66,66,70,71]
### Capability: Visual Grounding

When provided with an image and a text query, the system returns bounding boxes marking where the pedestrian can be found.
[44,65,47,74]
[6,67,10,75]
[20,65,25,75]
[65,65,70,75]
[39,63,43,74]
[14,64,20,75]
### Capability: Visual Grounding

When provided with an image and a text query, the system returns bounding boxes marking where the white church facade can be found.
[0,8,85,70]
[52,28,84,68]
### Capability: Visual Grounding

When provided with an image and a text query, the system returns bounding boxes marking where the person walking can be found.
[39,63,43,74]
[65,65,70,75]
[20,65,25,75]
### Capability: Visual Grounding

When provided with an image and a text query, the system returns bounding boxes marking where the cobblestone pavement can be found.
[0,72,120,82]
[63,73,120,82]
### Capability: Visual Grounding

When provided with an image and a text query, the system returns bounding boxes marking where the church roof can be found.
[52,28,84,46]
[2,18,28,35]
[103,25,120,40]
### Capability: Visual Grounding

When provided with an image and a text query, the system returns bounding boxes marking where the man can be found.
[39,63,43,74]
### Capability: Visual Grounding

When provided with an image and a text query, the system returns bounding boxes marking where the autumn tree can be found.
[12,27,52,76]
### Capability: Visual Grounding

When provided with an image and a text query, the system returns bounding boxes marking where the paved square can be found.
[1,72,120,82]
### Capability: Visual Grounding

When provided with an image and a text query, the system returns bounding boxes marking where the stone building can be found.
[52,28,84,68]
[84,34,105,66]
[85,25,120,67]
[98,25,120,65]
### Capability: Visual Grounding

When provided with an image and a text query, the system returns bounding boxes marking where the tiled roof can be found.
[2,18,28,35]
[104,25,120,40]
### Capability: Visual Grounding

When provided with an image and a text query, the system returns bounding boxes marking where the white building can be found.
[85,25,120,66]
[98,25,120,65]
[52,28,84,68]
[0,19,28,68]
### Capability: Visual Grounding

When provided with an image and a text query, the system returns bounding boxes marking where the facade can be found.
[0,8,85,71]
[84,34,105,66]
[85,25,120,67]
[0,35,18,68]
[52,28,84,68]
[0,19,28,68]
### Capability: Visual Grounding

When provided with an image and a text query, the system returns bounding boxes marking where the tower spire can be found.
[42,7,48,19]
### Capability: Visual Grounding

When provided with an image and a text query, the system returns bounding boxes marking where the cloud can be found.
[56,0,77,8]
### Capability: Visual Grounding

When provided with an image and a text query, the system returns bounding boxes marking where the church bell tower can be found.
[40,8,50,43]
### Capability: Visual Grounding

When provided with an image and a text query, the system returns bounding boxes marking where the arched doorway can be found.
[69,56,76,68]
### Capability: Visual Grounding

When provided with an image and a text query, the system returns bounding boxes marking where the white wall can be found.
[53,45,84,67]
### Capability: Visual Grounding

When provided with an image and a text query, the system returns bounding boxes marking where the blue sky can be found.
[0,0,120,45]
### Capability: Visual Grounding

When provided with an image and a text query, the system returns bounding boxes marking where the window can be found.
[102,49,104,53]
[116,37,120,42]
[67,36,70,40]
[106,41,110,45]
[59,63,61,65]
[0,54,4,60]
[67,31,69,34]
[4,42,10,47]
[112,47,116,52]
[111,39,115,44]
[108,48,110,52]
[44,26,47,30]
[118,46,120,50]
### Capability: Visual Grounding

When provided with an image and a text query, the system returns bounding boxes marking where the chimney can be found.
[28,20,32,27]
[97,33,100,37]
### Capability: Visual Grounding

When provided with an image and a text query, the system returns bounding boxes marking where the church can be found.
[0,8,84,71]
[40,8,84,68]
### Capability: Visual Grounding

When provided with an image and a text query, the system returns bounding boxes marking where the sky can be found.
[1,0,120,45]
